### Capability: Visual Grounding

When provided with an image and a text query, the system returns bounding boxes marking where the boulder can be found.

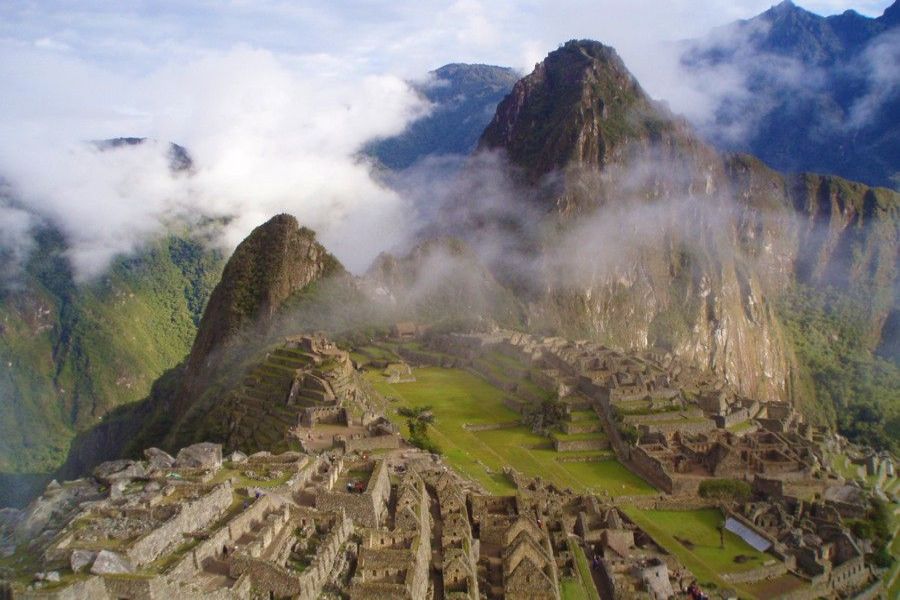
[144,447,176,469]
[175,442,223,470]
[93,460,148,485]
[227,450,248,464]
[70,549,97,573]
[90,550,133,575]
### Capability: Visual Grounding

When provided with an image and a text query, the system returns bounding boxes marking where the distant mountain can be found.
[367,63,519,169]
[682,0,900,189]
[93,137,194,172]
[479,39,898,446]
[53,38,900,501]
[0,139,223,506]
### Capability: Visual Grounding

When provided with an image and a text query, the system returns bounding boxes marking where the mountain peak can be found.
[183,215,342,381]
[880,0,900,26]
[479,39,684,184]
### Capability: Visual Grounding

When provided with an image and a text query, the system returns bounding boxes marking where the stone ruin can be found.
[723,478,877,598]
[220,333,365,454]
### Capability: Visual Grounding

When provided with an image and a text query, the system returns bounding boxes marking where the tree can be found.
[397,406,440,454]
[523,399,567,434]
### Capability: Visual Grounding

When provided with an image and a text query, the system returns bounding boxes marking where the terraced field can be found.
[367,366,654,497]
[622,507,772,597]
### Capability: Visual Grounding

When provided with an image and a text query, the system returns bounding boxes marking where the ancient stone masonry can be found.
[222,333,366,454]
[4,329,893,599]
[315,458,391,528]
[348,470,432,599]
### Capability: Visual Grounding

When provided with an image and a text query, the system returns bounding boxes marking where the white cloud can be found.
[0,44,428,278]
[0,0,893,279]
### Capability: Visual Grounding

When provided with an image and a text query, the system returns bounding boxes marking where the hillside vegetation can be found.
[0,226,222,501]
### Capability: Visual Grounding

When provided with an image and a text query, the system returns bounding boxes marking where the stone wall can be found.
[17,576,108,600]
[629,447,675,494]
[720,561,787,584]
[715,408,750,429]
[126,481,233,566]
[552,438,610,452]
[168,493,282,579]
[562,420,601,435]
[316,460,390,527]
[338,434,400,453]
[639,419,716,436]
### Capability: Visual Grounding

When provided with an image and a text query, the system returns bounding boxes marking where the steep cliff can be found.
[182,214,342,384]
[0,225,222,501]
[476,40,898,411]
[368,63,519,169]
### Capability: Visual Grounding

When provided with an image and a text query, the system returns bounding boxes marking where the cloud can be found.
[0,191,37,289]
[0,0,893,281]
[0,44,428,279]
[848,28,900,128]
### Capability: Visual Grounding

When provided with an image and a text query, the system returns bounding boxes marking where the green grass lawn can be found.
[568,539,601,600]
[560,578,590,600]
[622,507,772,598]
[553,430,607,442]
[368,367,655,497]
[570,410,600,422]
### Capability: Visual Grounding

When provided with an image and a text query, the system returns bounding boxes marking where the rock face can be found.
[174,442,222,470]
[476,40,898,403]
[368,63,519,170]
[90,550,132,575]
[92,459,147,485]
[70,549,97,573]
[143,447,175,470]
[177,214,343,415]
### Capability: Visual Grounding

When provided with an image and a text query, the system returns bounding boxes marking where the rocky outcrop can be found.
[475,40,898,404]
[176,215,343,417]
[184,215,342,380]
[90,550,133,575]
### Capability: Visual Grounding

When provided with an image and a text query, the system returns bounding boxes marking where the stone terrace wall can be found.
[168,493,282,579]
[339,435,400,453]
[18,576,108,600]
[126,481,233,566]
[720,561,787,584]
[316,460,390,527]
[553,438,610,452]
[639,419,716,436]
[629,447,674,494]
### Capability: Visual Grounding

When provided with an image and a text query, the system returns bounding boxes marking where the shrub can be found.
[698,479,751,502]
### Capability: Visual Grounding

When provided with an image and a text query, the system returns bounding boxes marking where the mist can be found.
[0,0,894,286]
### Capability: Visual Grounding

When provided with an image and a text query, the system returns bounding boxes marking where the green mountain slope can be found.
[0,226,223,504]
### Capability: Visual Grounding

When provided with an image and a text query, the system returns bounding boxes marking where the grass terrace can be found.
[622,507,772,598]
[367,366,654,497]
[563,539,601,600]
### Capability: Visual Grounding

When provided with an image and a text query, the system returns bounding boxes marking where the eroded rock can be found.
[90,550,133,575]
[175,442,223,470]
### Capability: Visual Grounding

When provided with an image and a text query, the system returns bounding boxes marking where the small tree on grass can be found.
[698,479,752,503]
[619,424,640,445]
[397,406,441,454]
[523,399,567,434]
